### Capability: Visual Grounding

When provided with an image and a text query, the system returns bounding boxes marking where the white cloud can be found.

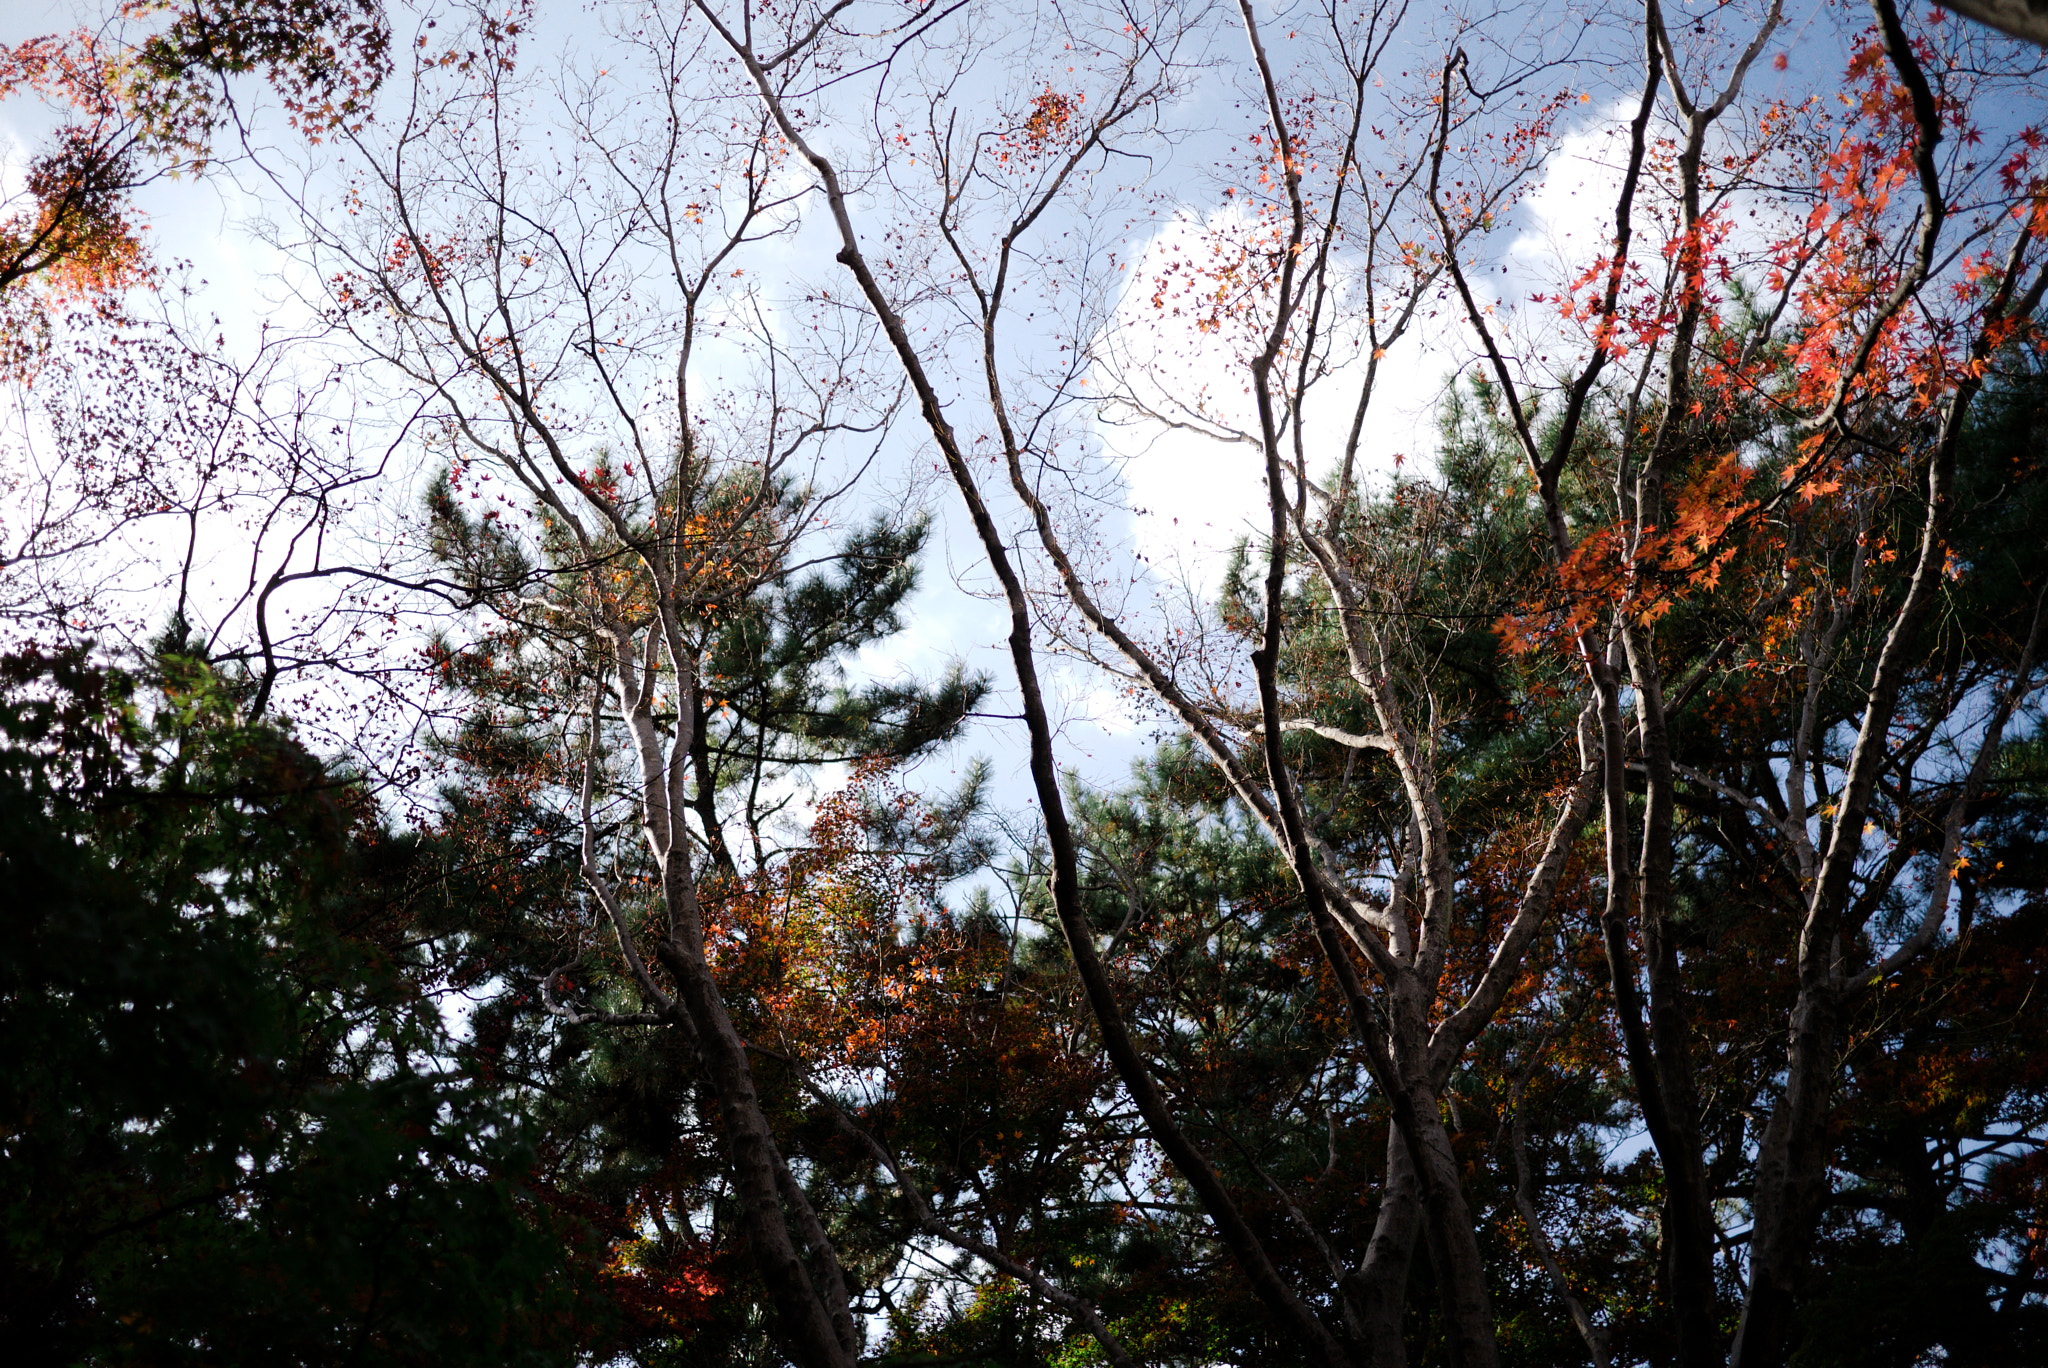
[1080,97,1684,605]
[1088,209,1460,590]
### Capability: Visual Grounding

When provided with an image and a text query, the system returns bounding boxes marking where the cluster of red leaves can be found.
[0,35,149,330]
[1022,87,1080,145]
[1501,23,2046,665]
[710,762,1008,1065]
[0,1,418,348]
[599,1236,725,1335]
[699,763,1110,1210]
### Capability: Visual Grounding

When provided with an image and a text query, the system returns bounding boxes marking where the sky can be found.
[0,0,1847,829]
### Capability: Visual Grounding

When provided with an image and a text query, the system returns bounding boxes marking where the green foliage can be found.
[0,646,595,1365]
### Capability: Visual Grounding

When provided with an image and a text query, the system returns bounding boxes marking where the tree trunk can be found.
[654,929,860,1368]
[1346,1119,1422,1368]
[1389,980,1498,1368]
[1727,985,1839,1368]
[1627,631,1723,1368]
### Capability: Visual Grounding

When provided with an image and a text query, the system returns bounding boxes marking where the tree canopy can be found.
[1,1,2046,1366]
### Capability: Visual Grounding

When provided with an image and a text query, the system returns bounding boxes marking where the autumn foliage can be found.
[3,2,2048,1367]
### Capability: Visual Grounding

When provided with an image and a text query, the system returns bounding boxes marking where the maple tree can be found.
[0,1,413,685]
[681,0,2048,1364]
[0,0,391,315]
[406,463,1004,1362]
[268,9,1033,1360]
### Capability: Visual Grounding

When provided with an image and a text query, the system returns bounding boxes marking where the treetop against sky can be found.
[2,3,2047,1367]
